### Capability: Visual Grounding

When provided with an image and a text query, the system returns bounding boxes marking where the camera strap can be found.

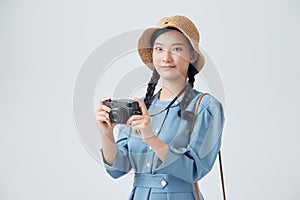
[149,84,187,117]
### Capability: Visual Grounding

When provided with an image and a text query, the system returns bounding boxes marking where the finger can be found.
[96,116,111,126]
[96,111,110,119]
[126,115,144,126]
[131,126,141,135]
[102,117,114,128]
[132,129,139,135]
[131,125,146,132]
[99,96,111,105]
[129,119,145,127]
[133,98,149,116]
[130,118,149,131]
[131,126,144,136]
[96,104,111,113]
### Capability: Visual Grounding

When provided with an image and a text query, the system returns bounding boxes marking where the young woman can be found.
[95,15,225,200]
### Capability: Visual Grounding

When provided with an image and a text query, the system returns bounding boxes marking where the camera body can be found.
[104,99,142,124]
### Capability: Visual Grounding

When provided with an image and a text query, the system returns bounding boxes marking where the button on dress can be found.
[100,90,225,200]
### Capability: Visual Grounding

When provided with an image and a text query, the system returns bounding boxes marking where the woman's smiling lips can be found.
[161,66,176,70]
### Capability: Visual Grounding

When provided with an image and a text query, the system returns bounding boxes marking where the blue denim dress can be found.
[100,90,225,200]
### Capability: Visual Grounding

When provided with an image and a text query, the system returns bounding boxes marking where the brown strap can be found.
[190,93,227,200]
[194,182,201,200]
[218,151,226,200]
[189,93,206,134]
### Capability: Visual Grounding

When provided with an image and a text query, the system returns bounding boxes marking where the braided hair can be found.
[143,27,198,119]
[144,28,170,109]
[178,63,198,120]
[144,68,160,109]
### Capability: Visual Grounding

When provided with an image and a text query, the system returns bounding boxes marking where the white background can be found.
[1,0,299,199]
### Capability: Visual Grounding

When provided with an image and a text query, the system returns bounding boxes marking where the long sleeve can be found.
[100,125,132,179]
[153,93,225,183]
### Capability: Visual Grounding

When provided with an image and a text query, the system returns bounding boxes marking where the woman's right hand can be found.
[95,96,114,136]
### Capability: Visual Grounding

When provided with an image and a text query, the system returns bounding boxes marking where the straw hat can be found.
[137,15,205,74]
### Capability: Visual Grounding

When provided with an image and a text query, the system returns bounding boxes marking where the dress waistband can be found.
[134,173,195,193]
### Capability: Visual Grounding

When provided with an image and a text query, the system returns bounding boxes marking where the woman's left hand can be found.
[126,98,154,140]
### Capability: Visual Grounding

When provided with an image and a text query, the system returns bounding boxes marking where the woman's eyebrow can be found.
[154,42,185,46]
[154,42,163,46]
[171,43,185,46]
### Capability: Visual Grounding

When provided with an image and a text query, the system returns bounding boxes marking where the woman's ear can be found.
[190,51,199,63]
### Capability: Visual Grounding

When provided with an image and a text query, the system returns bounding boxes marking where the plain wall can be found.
[0,0,299,199]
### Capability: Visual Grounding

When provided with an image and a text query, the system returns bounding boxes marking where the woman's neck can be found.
[159,79,187,102]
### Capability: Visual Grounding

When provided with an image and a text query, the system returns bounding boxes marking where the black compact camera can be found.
[104,99,142,124]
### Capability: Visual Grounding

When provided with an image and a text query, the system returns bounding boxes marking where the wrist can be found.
[97,123,112,132]
[99,127,114,138]
[142,134,156,142]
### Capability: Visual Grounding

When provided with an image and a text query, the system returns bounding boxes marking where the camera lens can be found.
[109,107,130,124]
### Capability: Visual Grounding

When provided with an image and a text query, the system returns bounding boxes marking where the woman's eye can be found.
[173,47,182,52]
[154,47,163,51]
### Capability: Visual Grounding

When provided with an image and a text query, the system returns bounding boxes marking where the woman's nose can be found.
[162,50,172,63]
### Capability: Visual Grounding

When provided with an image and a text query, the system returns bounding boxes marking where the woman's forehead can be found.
[154,30,189,46]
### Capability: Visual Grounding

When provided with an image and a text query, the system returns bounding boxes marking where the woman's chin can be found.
[159,73,185,82]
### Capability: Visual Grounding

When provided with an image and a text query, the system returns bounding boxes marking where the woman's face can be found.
[152,30,197,81]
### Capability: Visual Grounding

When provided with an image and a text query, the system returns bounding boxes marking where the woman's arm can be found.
[126,98,170,161]
[95,97,118,165]
[98,126,117,166]
[143,135,169,161]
